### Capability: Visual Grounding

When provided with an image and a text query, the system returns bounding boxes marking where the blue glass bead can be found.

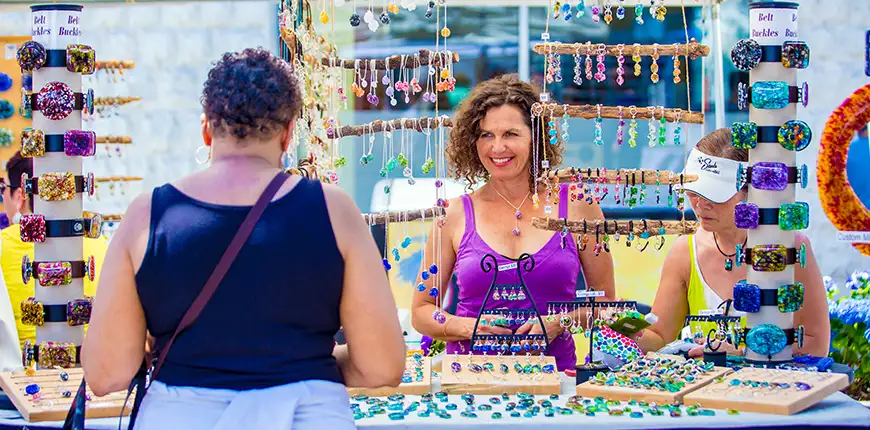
[445,403,457,410]
[401,375,411,383]
[421,271,430,280]
[429,287,439,298]
[417,410,430,417]
[746,324,788,356]
[401,237,411,248]
[392,248,400,261]
[388,402,403,411]
[542,364,556,373]
[353,412,365,420]
[733,282,761,312]
[511,411,521,418]
[492,412,503,419]
[751,81,790,110]
[630,411,644,418]
[616,6,625,19]
[416,283,426,292]
[524,411,536,418]
[460,411,478,418]
[429,264,438,274]
[25,384,39,395]
[382,258,391,271]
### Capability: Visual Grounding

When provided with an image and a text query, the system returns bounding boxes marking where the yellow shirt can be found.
[1,224,108,348]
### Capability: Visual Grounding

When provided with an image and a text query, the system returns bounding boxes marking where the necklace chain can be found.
[713,233,746,258]
[491,187,530,212]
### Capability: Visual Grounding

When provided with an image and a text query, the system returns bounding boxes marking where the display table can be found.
[0,375,868,429]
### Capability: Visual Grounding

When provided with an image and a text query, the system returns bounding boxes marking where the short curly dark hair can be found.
[201,47,302,141]
[447,74,563,192]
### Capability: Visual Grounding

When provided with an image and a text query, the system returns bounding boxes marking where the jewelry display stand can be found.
[440,254,560,395]
[29,2,87,361]
[683,367,850,415]
[736,1,805,366]
[347,354,432,397]
[0,368,129,422]
[576,365,731,404]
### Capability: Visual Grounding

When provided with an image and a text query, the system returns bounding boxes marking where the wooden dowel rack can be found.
[328,117,453,138]
[322,50,460,70]
[95,136,133,144]
[533,40,710,59]
[95,61,135,70]
[94,176,142,183]
[362,207,444,225]
[546,168,698,185]
[94,97,141,107]
[534,103,704,124]
[531,217,699,236]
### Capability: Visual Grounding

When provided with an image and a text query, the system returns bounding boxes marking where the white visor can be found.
[678,148,742,204]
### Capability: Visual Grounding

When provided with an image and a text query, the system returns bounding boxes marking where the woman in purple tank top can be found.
[411,75,616,371]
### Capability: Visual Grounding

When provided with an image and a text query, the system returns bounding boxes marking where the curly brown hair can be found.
[447,74,563,192]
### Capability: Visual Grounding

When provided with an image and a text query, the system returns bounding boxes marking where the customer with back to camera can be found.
[82,48,405,429]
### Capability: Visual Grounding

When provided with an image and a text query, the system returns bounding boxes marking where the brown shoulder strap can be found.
[150,173,290,381]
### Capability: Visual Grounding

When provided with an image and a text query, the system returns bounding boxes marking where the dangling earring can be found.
[195,144,211,164]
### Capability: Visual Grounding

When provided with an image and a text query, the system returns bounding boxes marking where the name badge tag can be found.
[497,262,517,272]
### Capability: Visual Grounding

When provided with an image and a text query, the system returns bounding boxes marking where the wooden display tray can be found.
[347,356,432,397]
[440,354,560,395]
[576,366,732,404]
[682,367,850,415]
[0,368,131,423]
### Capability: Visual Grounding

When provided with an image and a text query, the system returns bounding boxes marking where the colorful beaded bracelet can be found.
[22,172,95,201]
[734,201,809,231]
[21,254,95,286]
[738,81,808,110]
[730,39,810,71]
[26,82,94,120]
[20,296,93,327]
[733,281,804,313]
[20,129,97,158]
[735,243,807,272]
[16,41,96,75]
[20,212,103,243]
[731,120,812,151]
[21,340,80,369]
[737,162,808,191]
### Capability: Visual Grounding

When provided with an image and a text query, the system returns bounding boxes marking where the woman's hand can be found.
[515,318,565,343]
[472,315,513,336]
[688,340,743,358]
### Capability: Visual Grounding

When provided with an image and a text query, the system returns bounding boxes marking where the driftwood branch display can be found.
[94,176,142,183]
[546,168,698,185]
[362,207,444,225]
[321,50,460,70]
[533,40,710,59]
[95,136,132,144]
[534,103,704,124]
[95,61,135,70]
[532,217,699,236]
[94,97,141,107]
[327,117,453,138]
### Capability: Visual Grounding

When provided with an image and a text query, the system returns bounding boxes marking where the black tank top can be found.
[136,178,344,390]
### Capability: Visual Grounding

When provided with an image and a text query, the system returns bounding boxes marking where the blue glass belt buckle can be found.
[733,281,761,313]
[731,38,761,71]
[731,122,757,149]
[752,81,790,109]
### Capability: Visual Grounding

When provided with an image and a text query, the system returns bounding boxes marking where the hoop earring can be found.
[195,145,211,165]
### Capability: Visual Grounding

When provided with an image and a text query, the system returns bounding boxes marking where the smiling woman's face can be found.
[475,104,532,183]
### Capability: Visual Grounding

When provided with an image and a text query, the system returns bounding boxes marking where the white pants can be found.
[133,379,356,430]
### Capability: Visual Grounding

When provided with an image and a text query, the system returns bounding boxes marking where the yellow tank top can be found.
[1,224,108,349]
[685,235,746,340]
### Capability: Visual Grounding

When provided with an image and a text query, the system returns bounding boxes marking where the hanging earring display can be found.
[603,0,613,25]
[616,44,626,86]
[616,0,626,20]
[573,44,583,86]
[647,106,657,147]
[673,43,682,84]
[593,104,604,146]
[591,0,601,23]
[628,105,638,148]
[585,41,594,81]
[673,109,682,146]
[560,104,570,142]
[616,106,625,146]
[650,43,660,83]
[658,106,667,146]
[634,0,644,24]
[576,0,586,18]
[594,44,607,83]
[632,43,642,77]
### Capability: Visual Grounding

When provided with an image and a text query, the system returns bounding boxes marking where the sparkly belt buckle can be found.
[21,297,44,326]
[67,297,94,327]
[20,214,46,243]
[34,172,76,201]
